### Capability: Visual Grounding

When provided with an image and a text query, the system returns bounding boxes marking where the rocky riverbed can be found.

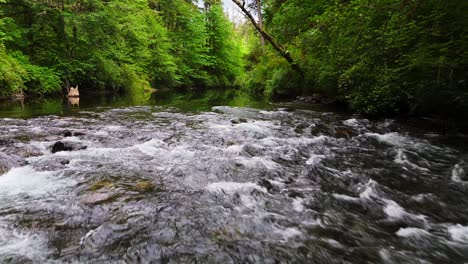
[0,100,468,263]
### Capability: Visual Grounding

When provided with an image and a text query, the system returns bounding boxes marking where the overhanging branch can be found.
[231,0,303,76]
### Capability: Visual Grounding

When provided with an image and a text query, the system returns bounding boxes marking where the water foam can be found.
[306,154,326,166]
[0,166,64,198]
[0,227,51,261]
[206,182,267,194]
[448,224,468,243]
[343,118,361,127]
[366,132,410,147]
[396,227,430,238]
[451,163,466,182]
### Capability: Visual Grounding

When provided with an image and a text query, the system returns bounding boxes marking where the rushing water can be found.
[0,90,467,263]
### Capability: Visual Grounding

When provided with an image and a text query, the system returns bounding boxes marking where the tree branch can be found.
[231,0,303,76]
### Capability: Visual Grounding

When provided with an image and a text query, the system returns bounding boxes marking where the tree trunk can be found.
[231,0,303,76]
[255,0,265,47]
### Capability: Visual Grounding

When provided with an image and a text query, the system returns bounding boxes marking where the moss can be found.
[88,179,114,191]
[131,180,155,193]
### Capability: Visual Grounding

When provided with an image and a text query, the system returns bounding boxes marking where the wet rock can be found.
[124,180,157,193]
[11,147,42,158]
[51,141,87,153]
[53,221,69,230]
[13,135,31,142]
[284,177,296,184]
[89,180,114,191]
[0,165,8,175]
[0,153,23,175]
[294,123,309,134]
[334,128,357,139]
[296,94,324,103]
[258,179,274,192]
[81,192,117,205]
[60,160,70,165]
[51,141,72,153]
[0,139,15,146]
[231,118,248,124]
[1,255,33,264]
[63,130,72,137]
[459,163,468,181]
[133,180,155,193]
[64,130,86,137]
[295,94,336,105]
[258,179,280,193]
[73,132,86,137]
[287,190,304,198]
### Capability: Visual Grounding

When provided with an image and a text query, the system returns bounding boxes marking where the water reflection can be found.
[68,97,80,107]
[0,89,272,118]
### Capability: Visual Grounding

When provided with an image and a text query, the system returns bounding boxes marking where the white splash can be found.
[448,224,468,243]
[359,180,380,199]
[394,149,429,172]
[343,118,360,127]
[105,125,125,131]
[383,199,428,225]
[366,132,410,147]
[396,227,430,238]
[333,193,359,201]
[384,200,407,219]
[451,163,465,182]
[306,154,326,166]
[292,198,305,212]
[206,181,266,194]
[236,156,278,170]
[0,228,51,261]
[0,166,64,198]
[134,139,166,156]
[272,226,302,240]
[224,144,243,154]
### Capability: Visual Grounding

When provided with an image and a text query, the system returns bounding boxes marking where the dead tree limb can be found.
[232,0,303,76]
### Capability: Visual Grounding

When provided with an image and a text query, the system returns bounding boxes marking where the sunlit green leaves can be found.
[0,0,245,96]
[243,0,467,116]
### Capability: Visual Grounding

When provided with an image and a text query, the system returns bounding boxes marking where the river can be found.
[0,90,467,263]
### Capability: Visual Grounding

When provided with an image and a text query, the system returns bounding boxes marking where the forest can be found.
[0,0,467,117]
[1,1,468,263]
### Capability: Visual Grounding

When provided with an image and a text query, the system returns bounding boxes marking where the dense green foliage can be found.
[1,0,466,117]
[0,0,242,97]
[242,0,467,116]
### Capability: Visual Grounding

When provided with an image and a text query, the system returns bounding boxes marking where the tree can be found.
[241,0,468,116]
[205,0,243,86]
[231,0,303,76]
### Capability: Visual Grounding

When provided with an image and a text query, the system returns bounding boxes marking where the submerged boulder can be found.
[63,130,86,137]
[81,192,117,205]
[63,130,72,137]
[51,141,87,153]
[132,180,155,193]
[0,164,8,175]
[0,153,24,175]
[231,118,248,124]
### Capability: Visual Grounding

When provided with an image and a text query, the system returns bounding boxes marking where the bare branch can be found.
[231,0,303,76]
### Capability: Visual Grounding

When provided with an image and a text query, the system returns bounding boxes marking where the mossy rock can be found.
[14,135,31,142]
[88,180,114,191]
[0,165,8,175]
[132,180,155,193]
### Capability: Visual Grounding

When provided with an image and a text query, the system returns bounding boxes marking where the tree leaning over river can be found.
[239,0,467,116]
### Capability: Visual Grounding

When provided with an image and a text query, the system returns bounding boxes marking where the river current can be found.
[0,91,467,263]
